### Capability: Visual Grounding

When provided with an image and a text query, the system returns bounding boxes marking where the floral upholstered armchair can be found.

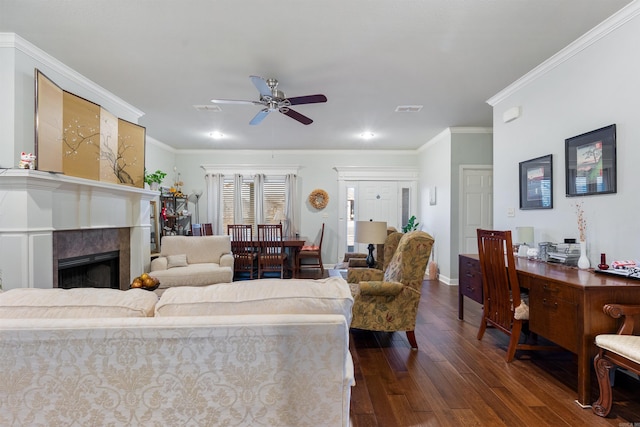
[346,230,434,349]
[346,231,403,280]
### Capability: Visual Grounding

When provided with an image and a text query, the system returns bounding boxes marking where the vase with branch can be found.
[574,202,590,269]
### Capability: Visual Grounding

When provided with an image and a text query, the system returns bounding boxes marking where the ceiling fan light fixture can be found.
[209,131,224,139]
[359,132,375,140]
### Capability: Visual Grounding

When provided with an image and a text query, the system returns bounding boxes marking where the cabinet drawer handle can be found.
[542,285,559,293]
[542,298,558,309]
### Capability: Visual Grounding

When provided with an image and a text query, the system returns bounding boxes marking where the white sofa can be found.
[150,235,234,294]
[0,278,354,427]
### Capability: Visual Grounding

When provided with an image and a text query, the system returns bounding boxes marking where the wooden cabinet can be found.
[458,254,483,320]
[160,195,191,238]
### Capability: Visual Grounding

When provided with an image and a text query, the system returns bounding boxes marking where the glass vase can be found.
[577,240,590,269]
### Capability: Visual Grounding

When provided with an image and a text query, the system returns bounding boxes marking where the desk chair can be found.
[476,229,558,362]
[257,224,288,279]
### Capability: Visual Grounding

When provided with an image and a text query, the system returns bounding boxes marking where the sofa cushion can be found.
[0,288,158,318]
[153,264,233,289]
[156,277,354,323]
[167,254,188,268]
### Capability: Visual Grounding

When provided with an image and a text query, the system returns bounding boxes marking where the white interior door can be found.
[460,167,493,253]
[355,181,398,253]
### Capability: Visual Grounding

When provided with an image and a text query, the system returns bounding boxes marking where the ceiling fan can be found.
[211,76,327,125]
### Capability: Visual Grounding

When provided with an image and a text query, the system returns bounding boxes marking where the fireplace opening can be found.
[58,251,120,289]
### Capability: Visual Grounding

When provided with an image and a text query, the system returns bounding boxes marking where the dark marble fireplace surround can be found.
[53,228,130,290]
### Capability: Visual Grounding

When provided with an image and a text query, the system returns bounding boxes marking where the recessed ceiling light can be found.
[209,132,224,139]
[359,132,375,140]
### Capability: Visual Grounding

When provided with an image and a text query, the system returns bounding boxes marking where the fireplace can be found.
[53,228,131,290]
[58,250,120,289]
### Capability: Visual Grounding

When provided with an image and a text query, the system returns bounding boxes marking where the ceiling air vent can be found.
[395,105,423,113]
[193,104,222,112]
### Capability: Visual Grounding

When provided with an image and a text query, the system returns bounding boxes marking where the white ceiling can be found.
[1,0,632,151]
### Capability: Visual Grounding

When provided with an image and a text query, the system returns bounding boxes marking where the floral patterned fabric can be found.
[349,230,434,332]
[0,315,353,427]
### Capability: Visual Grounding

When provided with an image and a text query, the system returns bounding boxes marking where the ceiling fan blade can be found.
[281,108,313,125]
[250,75,272,97]
[287,94,327,105]
[211,98,261,105]
[250,109,270,126]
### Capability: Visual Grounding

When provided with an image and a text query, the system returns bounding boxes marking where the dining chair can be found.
[257,224,288,279]
[201,223,213,235]
[296,223,325,278]
[476,229,558,362]
[227,224,257,279]
[191,223,202,236]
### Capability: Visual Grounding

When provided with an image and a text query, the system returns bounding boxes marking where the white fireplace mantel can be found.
[0,169,158,290]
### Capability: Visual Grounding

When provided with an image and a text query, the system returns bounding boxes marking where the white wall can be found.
[489,4,640,265]
[418,128,493,284]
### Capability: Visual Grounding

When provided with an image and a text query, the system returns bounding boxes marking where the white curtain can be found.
[254,173,265,225]
[233,174,243,224]
[284,174,297,237]
[205,173,224,234]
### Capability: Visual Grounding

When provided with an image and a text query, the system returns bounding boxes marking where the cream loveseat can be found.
[150,235,234,294]
[0,278,354,427]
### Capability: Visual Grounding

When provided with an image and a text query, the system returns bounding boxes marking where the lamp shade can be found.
[355,221,387,245]
[516,226,534,245]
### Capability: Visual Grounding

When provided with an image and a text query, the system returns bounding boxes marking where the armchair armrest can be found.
[346,268,384,284]
[219,253,234,268]
[603,304,640,335]
[150,256,168,272]
[359,281,404,296]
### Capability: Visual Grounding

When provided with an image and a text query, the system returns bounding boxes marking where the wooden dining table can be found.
[236,236,307,278]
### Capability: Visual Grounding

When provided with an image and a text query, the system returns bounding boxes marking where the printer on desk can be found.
[539,242,581,266]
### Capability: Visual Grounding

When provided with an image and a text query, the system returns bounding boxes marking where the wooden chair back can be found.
[227,224,256,279]
[201,223,213,235]
[297,223,325,278]
[257,224,287,278]
[476,229,558,361]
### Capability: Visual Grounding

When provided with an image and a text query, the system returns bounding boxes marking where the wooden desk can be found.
[458,253,640,407]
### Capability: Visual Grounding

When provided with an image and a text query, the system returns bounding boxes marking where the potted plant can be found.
[144,169,167,190]
[402,215,420,233]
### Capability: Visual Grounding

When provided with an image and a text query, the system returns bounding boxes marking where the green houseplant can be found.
[402,215,420,233]
[144,169,167,190]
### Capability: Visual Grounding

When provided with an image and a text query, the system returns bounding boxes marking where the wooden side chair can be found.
[201,223,213,235]
[593,303,640,417]
[227,224,257,280]
[296,223,325,278]
[257,224,288,279]
[476,229,558,362]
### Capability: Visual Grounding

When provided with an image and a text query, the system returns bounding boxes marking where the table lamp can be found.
[516,226,534,257]
[355,220,388,268]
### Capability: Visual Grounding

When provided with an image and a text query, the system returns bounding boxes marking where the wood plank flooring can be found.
[348,279,640,426]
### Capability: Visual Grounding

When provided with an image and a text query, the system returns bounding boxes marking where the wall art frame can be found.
[565,124,616,197]
[519,154,553,210]
[34,68,146,188]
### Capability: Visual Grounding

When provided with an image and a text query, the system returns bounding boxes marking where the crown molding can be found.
[487,1,640,106]
[0,32,144,120]
[201,164,300,176]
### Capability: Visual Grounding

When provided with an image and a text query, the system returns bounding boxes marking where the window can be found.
[222,175,285,232]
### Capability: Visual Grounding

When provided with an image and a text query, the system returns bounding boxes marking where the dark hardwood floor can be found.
[347,279,640,427]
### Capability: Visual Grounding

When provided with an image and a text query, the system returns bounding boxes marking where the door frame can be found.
[334,166,418,263]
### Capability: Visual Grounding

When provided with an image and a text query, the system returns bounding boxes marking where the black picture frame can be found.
[565,124,616,197]
[519,154,553,210]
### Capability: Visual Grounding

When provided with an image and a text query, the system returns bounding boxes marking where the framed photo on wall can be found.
[519,154,553,209]
[565,124,616,197]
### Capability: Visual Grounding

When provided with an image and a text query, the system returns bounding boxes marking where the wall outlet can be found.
[507,208,515,217]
